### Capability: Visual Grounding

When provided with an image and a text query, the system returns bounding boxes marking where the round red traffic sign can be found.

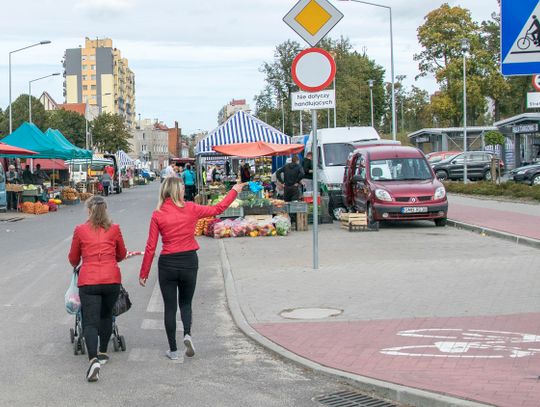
[533,75,540,92]
[292,48,336,92]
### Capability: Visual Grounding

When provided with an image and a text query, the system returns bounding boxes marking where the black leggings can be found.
[158,251,198,352]
[79,284,120,360]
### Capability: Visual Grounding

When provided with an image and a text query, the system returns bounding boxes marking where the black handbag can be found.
[113,285,132,316]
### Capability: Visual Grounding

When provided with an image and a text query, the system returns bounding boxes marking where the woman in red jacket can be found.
[139,177,244,360]
[69,196,127,382]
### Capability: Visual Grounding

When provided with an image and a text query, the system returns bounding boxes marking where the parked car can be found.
[426,151,461,165]
[140,169,156,181]
[510,163,540,186]
[432,151,504,181]
[342,146,448,228]
[305,126,381,215]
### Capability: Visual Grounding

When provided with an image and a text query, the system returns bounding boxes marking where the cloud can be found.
[74,0,135,18]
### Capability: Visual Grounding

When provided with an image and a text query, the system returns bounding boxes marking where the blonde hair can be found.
[86,196,112,230]
[158,177,185,210]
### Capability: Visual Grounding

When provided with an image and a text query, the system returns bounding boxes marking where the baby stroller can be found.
[67,267,128,355]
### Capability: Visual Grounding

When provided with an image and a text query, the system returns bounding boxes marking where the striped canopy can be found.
[117,150,134,168]
[196,111,291,155]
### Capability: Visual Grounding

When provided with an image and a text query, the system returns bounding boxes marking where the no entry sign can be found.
[292,48,336,92]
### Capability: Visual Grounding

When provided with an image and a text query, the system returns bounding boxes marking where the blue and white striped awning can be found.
[196,111,291,155]
[117,150,134,168]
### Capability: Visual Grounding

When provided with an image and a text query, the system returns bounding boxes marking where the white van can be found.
[305,126,381,213]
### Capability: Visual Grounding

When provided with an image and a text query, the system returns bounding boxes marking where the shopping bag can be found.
[113,285,132,316]
[65,271,81,315]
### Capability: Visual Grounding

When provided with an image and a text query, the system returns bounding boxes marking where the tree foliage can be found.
[484,130,506,146]
[47,109,87,148]
[90,113,132,153]
[254,37,386,136]
[0,95,48,137]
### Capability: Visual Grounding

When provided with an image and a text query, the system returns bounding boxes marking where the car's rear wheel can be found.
[436,170,448,181]
[531,174,540,186]
[484,170,492,181]
[435,217,447,227]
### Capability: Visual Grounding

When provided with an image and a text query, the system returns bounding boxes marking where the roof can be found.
[354,145,425,160]
[494,113,540,127]
[408,126,497,139]
[34,159,67,170]
[196,111,291,155]
[58,103,86,116]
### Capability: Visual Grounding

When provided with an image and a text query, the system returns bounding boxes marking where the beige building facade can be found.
[63,38,136,127]
[129,119,170,170]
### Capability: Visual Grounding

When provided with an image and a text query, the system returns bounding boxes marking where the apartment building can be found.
[129,119,170,170]
[217,99,251,125]
[63,37,136,127]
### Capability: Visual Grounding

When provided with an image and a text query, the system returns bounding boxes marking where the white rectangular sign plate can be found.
[292,90,335,111]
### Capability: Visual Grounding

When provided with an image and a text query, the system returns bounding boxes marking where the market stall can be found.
[196,111,295,203]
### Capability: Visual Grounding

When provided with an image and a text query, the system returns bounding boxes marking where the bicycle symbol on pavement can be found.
[380,329,540,359]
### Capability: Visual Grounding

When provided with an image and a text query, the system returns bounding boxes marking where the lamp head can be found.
[461,38,470,52]
[368,79,375,88]
[52,72,61,76]
[40,40,52,45]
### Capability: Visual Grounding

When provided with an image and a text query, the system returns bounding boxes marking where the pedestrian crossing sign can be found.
[502,0,540,75]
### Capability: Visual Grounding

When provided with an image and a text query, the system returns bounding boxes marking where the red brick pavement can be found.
[448,203,540,241]
[254,314,540,407]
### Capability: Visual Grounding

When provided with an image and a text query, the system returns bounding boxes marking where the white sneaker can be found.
[86,358,100,382]
[184,335,195,357]
[166,350,179,360]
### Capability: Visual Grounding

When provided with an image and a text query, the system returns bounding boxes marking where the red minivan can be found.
[342,146,448,228]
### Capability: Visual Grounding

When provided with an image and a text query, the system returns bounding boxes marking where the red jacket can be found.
[139,190,238,280]
[68,222,127,287]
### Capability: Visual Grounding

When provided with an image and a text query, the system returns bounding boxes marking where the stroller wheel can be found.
[70,328,75,344]
[73,340,79,355]
[112,337,120,352]
[80,338,86,355]
[119,335,126,352]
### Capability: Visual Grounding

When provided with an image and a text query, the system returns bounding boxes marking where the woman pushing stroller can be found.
[68,196,127,382]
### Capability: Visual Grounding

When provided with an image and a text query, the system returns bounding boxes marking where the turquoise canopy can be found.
[45,128,92,159]
[0,122,91,159]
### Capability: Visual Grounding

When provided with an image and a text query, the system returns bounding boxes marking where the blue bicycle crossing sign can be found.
[502,0,540,76]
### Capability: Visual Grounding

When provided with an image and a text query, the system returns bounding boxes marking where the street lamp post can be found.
[368,79,375,128]
[29,73,60,123]
[461,38,469,184]
[9,40,52,133]
[338,0,396,140]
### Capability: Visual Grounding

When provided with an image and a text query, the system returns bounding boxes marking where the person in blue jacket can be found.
[182,164,196,201]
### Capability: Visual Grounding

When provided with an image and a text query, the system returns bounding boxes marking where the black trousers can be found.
[6,191,18,210]
[158,251,198,352]
[184,185,196,201]
[79,284,120,360]
[284,185,300,202]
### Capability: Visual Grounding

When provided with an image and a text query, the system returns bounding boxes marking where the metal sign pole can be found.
[311,109,319,270]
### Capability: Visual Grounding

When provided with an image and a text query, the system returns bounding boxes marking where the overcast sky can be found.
[0,0,497,134]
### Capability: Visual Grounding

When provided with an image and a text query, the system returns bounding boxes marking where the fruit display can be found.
[270,199,286,209]
[272,215,291,236]
[61,187,79,202]
[33,202,50,215]
[195,217,215,236]
[49,198,63,205]
[78,192,94,202]
[21,202,35,214]
[211,217,283,239]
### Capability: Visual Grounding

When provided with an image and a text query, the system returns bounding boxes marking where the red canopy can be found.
[33,159,67,170]
[0,142,38,156]
[212,141,304,158]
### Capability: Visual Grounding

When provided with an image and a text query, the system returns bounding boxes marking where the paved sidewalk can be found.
[447,195,540,241]
[221,222,540,407]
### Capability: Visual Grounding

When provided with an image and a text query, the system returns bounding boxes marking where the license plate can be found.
[401,207,428,214]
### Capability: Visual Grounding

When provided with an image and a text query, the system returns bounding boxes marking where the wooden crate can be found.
[341,213,368,232]
[295,212,308,232]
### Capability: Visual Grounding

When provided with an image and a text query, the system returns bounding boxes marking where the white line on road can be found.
[146,281,163,313]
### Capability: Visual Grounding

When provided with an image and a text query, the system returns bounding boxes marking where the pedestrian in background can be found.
[276,155,304,202]
[240,162,252,183]
[22,164,33,184]
[302,152,313,192]
[68,196,127,382]
[6,165,20,211]
[101,172,112,197]
[139,178,246,360]
[182,164,196,201]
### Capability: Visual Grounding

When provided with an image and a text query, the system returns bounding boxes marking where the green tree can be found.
[0,95,48,137]
[90,113,131,153]
[47,109,87,148]
[254,37,385,135]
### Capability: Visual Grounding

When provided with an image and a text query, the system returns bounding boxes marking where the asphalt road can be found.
[0,183,363,407]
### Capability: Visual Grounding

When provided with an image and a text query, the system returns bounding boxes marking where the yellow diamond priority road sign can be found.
[283,0,344,47]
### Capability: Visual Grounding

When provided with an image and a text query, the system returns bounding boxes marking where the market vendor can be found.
[6,165,20,211]
[34,164,49,186]
[22,164,33,184]
[276,156,304,202]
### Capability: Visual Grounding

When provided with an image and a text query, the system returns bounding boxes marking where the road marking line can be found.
[146,281,163,313]
[141,319,184,331]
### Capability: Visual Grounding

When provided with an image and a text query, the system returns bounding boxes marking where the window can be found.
[369,158,432,181]
[91,74,96,80]
[91,85,96,90]
[470,153,485,162]
[323,143,355,167]
[83,96,88,102]
[354,156,366,179]
[89,55,96,61]
[82,75,88,81]
[82,55,87,61]
[91,65,95,70]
